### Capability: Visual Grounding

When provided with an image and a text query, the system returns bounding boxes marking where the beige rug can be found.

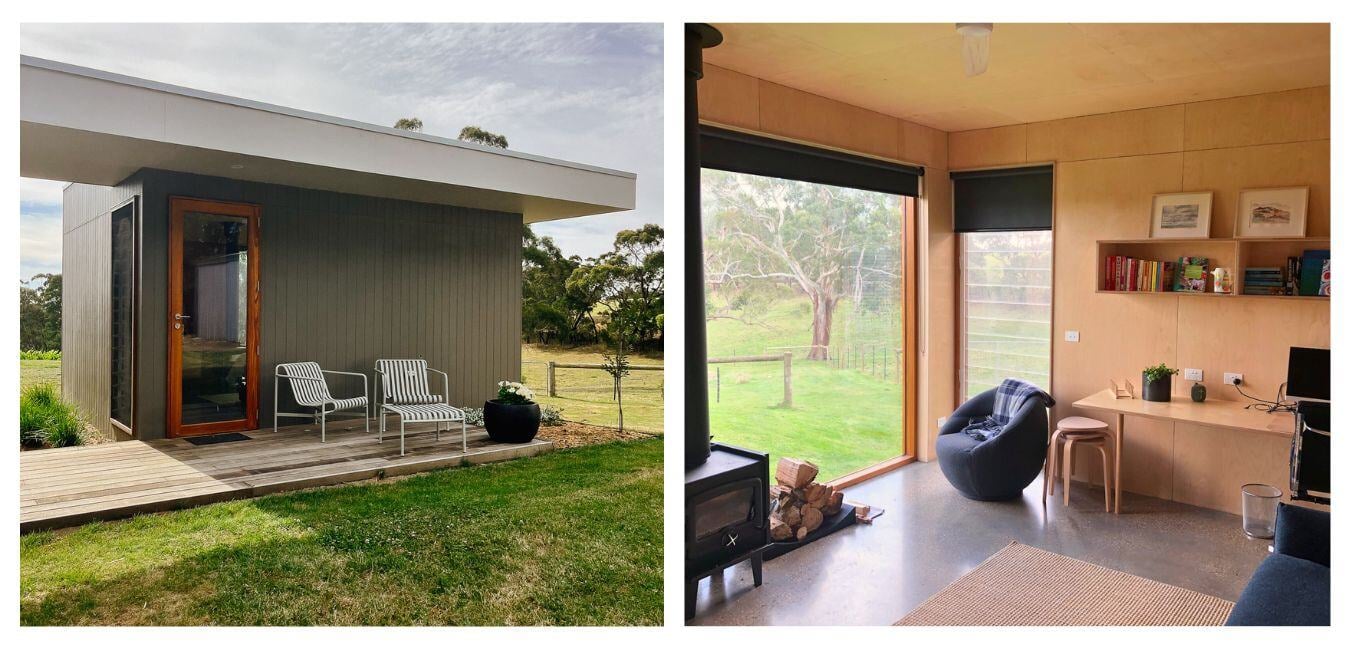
[896,542,1234,626]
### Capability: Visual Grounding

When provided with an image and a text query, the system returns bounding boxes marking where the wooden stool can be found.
[1044,417,1113,512]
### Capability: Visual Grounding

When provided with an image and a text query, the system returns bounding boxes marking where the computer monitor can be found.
[1286,346,1330,403]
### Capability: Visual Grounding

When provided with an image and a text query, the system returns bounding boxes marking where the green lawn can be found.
[706,296,905,481]
[20,359,61,390]
[522,344,663,433]
[20,438,663,626]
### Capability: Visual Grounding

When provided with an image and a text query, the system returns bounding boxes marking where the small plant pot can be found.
[483,400,541,444]
[1141,374,1173,403]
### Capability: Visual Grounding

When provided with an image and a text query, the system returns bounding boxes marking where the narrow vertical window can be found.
[960,230,1053,399]
[110,202,135,429]
[951,165,1055,400]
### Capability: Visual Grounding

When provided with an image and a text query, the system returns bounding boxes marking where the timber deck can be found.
[20,420,553,532]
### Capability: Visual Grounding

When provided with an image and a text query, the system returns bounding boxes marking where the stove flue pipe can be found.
[684,23,722,469]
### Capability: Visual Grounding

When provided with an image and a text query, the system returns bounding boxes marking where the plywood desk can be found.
[1072,389,1295,513]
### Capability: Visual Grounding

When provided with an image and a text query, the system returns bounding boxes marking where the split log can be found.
[775,458,819,489]
[769,517,793,541]
[782,504,802,527]
[800,505,824,533]
[803,483,829,508]
[823,489,844,516]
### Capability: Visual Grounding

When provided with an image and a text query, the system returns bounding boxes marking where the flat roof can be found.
[20,55,636,222]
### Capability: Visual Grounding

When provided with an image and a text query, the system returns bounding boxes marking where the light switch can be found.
[1184,368,1203,381]
[1065,330,1080,343]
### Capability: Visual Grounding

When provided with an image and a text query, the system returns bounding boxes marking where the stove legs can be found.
[686,549,766,621]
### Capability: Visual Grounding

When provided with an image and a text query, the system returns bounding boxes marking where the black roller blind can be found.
[700,125,923,197]
[951,165,1054,232]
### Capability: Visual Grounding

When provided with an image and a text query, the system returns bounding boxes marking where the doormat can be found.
[185,432,253,446]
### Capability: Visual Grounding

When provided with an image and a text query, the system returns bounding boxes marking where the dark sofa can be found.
[936,388,1051,501]
[1226,502,1330,626]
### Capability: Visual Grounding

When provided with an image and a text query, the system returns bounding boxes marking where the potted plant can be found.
[483,380,541,443]
[1141,363,1179,402]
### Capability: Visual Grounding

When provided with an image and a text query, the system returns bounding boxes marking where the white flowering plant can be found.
[495,380,536,406]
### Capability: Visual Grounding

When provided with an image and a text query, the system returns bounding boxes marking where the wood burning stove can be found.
[685,442,768,620]
[684,23,769,621]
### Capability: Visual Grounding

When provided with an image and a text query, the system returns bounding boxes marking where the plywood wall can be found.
[698,63,955,462]
[949,86,1331,513]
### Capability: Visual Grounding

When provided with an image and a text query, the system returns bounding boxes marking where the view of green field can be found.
[705,295,905,481]
[521,344,664,434]
[961,231,1053,400]
[20,359,61,391]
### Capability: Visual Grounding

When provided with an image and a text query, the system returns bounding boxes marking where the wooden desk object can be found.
[1072,389,1295,513]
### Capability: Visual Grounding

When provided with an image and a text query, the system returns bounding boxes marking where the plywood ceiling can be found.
[704,23,1330,132]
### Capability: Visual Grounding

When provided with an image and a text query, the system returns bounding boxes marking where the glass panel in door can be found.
[169,197,259,436]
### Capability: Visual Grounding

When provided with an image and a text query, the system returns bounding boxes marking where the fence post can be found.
[782,352,793,408]
[546,361,556,397]
[716,366,721,403]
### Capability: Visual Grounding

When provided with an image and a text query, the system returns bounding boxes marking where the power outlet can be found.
[1224,372,1244,386]
[1184,368,1203,381]
[1065,330,1080,343]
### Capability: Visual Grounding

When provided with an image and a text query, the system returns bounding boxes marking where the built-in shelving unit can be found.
[1096,237,1330,300]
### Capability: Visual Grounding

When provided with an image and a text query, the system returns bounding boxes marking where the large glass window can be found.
[701,169,911,481]
[110,202,135,428]
[960,230,1053,399]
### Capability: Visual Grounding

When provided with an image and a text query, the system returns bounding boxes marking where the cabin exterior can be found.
[22,55,636,441]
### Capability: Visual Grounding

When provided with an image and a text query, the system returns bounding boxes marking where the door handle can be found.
[174,313,192,320]
[173,312,190,330]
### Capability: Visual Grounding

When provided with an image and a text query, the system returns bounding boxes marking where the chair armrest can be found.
[321,370,368,399]
[1273,503,1330,567]
[428,368,451,404]
[940,389,997,436]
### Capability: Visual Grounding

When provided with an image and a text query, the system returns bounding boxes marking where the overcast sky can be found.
[19,23,662,280]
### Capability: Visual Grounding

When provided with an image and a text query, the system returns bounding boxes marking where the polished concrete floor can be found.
[690,460,1270,626]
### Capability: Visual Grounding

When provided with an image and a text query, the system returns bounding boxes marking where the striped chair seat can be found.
[383,403,465,422]
[279,361,367,408]
[376,359,444,405]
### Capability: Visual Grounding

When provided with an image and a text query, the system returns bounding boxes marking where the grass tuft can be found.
[20,383,85,448]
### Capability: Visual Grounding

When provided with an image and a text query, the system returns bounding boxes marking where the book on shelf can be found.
[1243,266,1287,295]
[1174,256,1208,293]
[1299,250,1330,297]
[1102,255,1175,292]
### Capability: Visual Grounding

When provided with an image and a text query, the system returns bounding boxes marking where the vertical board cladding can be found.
[60,178,143,440]
[123,169,522,439]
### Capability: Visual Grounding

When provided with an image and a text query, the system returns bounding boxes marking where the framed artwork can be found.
[1235,187,1308,238]
[1150,191,1212,239]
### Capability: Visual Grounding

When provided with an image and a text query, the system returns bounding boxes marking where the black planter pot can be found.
[1141,374,1173,402]
[483,400,541,443]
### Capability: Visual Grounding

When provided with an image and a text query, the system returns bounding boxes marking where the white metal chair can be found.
[375,358,466,455]
[273,362,369,441]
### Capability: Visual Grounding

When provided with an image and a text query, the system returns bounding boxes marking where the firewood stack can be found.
[768,458,845,542]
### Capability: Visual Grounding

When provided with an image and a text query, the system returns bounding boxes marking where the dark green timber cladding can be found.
[64,168,524,440]
[61,177,144,440]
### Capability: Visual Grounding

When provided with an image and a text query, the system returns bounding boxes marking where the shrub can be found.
[462,407,484,426]
[540,405,565,427]
[20,349,62,361]
[20,383,84,449]
[494,380,536,405]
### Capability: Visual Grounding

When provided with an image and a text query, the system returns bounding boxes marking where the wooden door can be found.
[167,197,261,437]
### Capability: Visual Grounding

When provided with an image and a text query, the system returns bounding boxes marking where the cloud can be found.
[19,23,663,265]
[20,183,63,281]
